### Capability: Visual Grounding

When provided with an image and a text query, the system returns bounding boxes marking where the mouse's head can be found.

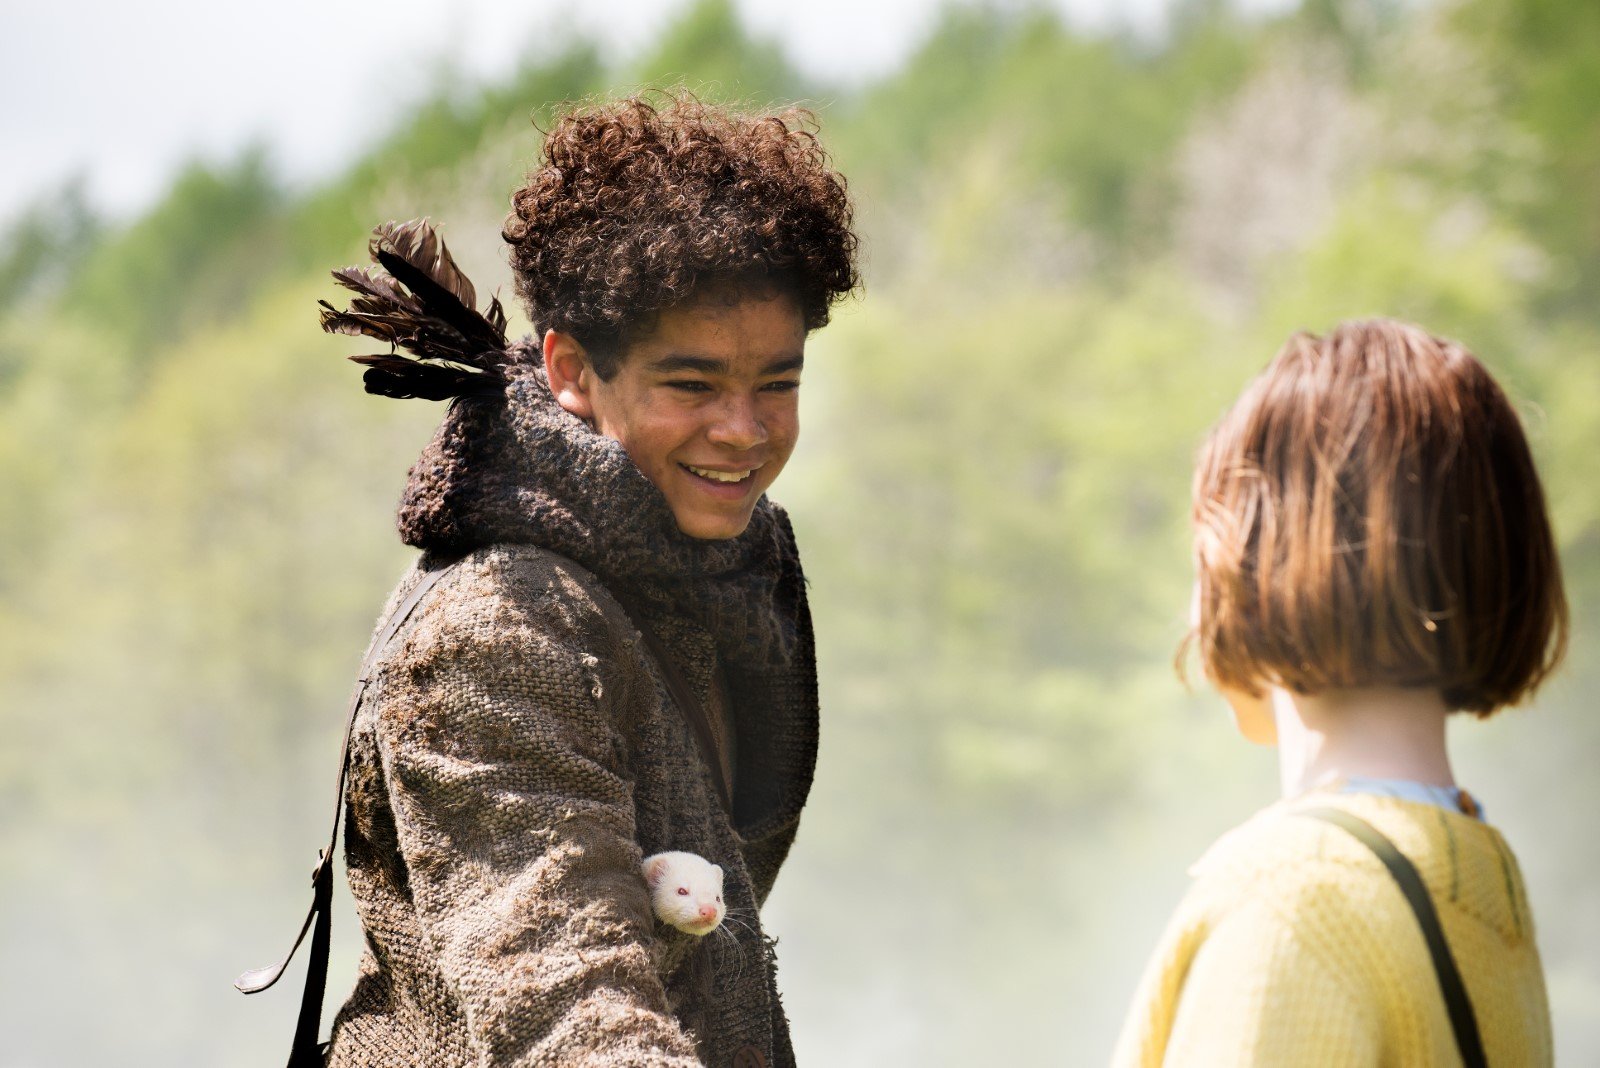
[642,851,725,935]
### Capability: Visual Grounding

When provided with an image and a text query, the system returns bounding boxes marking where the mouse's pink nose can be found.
[697,905,719,922]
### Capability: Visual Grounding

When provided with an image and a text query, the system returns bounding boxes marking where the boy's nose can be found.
[707,396,767,449]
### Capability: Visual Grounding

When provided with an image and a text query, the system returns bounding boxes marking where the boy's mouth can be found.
[681,463,760,484]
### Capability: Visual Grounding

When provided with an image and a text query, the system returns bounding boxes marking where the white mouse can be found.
[642,851,725,935]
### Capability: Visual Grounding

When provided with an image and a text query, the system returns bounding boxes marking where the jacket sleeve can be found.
[374,564,702,1067]
[1158,902,1381,1067]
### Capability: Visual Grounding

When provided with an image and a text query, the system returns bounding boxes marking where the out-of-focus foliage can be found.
[66,148,284,358]
[832,4,1257,274]
[1451,0,1600,308]
[629,0,811,100]
[286,40,607,271]
[0,177,101,319]
[2,0,1598,1064]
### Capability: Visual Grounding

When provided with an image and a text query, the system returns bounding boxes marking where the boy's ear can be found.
[543,328,596,422]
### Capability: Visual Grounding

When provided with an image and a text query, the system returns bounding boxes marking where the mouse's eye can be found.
[715,895,722,902]
[677,887,689,896]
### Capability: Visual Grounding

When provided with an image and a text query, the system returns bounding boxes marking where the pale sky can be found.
[0,0,1293,224]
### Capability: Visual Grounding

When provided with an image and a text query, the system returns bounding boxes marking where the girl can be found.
[1113,319,1566,1066]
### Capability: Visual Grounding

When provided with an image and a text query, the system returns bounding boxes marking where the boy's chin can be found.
[671,506,756,541]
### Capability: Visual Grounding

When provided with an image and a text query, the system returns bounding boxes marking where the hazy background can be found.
[2,0,1597,1064]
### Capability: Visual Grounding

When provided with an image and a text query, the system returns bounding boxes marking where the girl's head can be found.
[1188,319,1567,721]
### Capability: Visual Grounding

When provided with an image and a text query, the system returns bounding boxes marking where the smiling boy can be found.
[321,95,858,1067]
[542,281,807,541]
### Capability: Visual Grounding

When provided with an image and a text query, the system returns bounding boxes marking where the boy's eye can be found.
[665,379,713,393]
[761,379,800,393]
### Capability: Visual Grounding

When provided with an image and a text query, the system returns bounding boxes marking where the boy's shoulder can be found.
[425,544,628,622]
[372,544,644,674]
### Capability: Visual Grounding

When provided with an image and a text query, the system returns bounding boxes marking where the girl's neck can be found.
[1271,686,1456,800]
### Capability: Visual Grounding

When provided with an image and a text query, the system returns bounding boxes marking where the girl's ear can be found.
[543,328,596,423]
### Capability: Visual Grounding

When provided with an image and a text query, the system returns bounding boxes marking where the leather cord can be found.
[1298,807,1488,1068]
[235,554,463,1067]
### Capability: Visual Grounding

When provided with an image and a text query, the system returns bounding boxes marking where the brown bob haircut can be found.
[1189,318,1567,715]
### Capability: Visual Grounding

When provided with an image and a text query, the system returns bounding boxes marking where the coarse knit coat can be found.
[323,347,819,1068]
[1111,789,1551,1066]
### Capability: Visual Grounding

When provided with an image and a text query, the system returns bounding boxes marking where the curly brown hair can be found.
[502,92,859,378]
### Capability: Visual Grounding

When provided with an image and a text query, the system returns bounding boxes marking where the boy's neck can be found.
[1272,686,1456,800]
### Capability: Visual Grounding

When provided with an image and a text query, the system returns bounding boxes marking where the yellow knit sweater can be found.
[1111,791,1551,1067]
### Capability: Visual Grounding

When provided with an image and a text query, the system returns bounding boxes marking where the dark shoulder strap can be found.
[1298,806,1488,1068]
[235,554,464,1068]
[614,597,734,816]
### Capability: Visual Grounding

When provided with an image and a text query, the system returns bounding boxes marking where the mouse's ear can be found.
[642,854,668,888]
[711,863,724,881]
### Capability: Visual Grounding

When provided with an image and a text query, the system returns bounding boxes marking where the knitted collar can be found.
[395,339,802,671]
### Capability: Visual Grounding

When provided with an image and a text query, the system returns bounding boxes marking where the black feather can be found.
[351,355,501,401]
[372,219,477,309]
[486,291,507,336]
[319,218,512,402]
[371,219,507,358]
[373,249,506,358]
[330,265,412,307]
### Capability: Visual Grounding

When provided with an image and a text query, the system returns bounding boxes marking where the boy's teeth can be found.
[687,465,752,483]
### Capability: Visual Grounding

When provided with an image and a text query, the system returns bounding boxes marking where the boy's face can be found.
[544,288,807,540]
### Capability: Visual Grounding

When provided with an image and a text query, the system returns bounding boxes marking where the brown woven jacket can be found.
[325,350,819,1067]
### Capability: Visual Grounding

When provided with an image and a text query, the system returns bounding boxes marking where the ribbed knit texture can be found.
[1111,791,1552,1067]
[324,347,818,1067]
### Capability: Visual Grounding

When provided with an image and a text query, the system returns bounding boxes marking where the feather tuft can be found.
[349,354,502,401]
[319,218,512,402]
[370,219,477,310]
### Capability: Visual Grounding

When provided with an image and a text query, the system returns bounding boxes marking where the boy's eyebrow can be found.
[763,354,805,375]
[650,354,728,375]
[648,353,806,375]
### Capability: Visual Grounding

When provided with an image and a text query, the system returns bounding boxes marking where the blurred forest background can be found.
[2,0,1598,1063]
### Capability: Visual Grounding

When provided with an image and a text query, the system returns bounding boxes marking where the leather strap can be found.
[237,552,732,1068]
[617,598,735,816]
[236,554,463,1068]
[1298,807,1488,1068]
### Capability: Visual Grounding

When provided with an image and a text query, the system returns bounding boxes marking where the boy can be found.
[324,94,858,1067]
